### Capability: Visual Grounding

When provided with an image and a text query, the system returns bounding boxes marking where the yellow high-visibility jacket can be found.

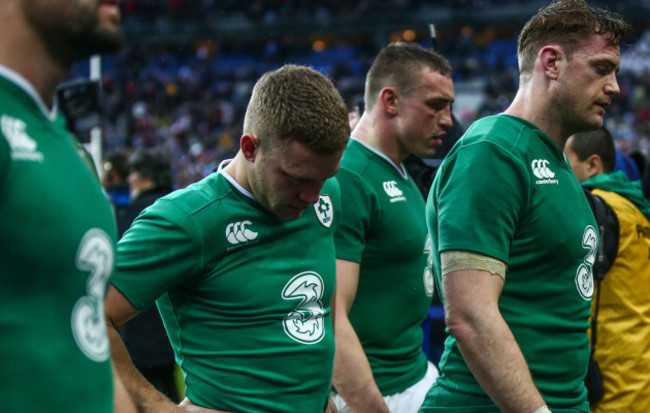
[590,188,650,413]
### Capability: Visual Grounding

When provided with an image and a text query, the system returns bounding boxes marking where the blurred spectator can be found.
[565,127,650,412]
[103,152,131,209]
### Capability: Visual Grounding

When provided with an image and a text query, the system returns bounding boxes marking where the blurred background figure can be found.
[103,152,131,210]
[565,127,650,412]
[117,148,179,403]
[118,148,173,236]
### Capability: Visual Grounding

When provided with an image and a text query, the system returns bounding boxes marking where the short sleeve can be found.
[435,140,530,263]
[111,199,203,311]
[333,168,375,263]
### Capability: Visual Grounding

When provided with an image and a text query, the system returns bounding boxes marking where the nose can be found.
[605,73,620,95]
[439,105,453,129]
[298,181,324,205]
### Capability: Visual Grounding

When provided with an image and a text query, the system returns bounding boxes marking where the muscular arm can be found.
[442,269,546,413]
[331,259,389,413]
[106,287,220,413]
[105,285,181,413]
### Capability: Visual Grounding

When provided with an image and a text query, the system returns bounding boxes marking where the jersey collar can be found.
[217,159,256,201]
[0,64,58,121]
[350,137,408,179]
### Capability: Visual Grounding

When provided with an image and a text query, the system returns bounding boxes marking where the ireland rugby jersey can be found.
[0,66,115,412]
[112,168,340,412]
[422,114,594,412]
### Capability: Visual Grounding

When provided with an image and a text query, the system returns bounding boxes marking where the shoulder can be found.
[461,115,541,153]
[340,138,373,173]
[162,173,230,214]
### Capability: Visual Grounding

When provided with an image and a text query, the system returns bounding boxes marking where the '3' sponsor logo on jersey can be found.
[71,228,113,362]
[575,225,597,300]
[282,271,326,345]
[225,220,258,244]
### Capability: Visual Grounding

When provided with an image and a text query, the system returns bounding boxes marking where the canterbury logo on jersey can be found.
[225,220,258,245]
[1,115,43,162]
[383,180,406,202]
[531,159,559,185]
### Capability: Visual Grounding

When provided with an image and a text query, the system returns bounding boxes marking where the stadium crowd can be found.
[4,0,650,412]
[81,23,650,190]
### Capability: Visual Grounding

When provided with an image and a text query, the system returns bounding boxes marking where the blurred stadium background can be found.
[67,0,650,189]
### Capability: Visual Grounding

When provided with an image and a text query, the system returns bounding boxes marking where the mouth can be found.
[432,133,445,147]
[595,100,610,109]
[594,103,609,115]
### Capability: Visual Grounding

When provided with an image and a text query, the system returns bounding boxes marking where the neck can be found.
[352,110,407,167]
[505,80,567,151]
[222,152,253,193]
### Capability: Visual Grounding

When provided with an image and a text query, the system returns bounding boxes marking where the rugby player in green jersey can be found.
[421,1,628,413]
[332,43,454,413]
[105,65,350,413]
[0,0,135,412]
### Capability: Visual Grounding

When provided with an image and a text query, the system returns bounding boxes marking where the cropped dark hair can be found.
[128,148,172,191]
[364,42,452,111]
[569,127,617,173]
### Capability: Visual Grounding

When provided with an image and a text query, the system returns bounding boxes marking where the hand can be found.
[325,397,338,413]
[178,397,231,412]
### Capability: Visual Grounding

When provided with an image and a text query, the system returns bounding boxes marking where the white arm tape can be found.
[440,250,507,280]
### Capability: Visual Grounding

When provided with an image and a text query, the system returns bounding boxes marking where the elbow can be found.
[445,310,479,344]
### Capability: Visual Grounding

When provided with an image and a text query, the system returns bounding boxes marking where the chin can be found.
[274,208,304,222]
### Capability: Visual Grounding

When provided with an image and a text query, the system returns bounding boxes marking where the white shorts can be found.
[332,361,439,413]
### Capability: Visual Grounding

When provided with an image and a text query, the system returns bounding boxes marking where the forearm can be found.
[332,315,389,413]
[108,323,180,413]
[452,313,546,413]
[113,362,137,413]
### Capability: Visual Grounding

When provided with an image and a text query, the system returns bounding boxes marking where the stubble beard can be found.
[22,0,123,68]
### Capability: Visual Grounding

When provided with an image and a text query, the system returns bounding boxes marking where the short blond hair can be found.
[243,65,350,154]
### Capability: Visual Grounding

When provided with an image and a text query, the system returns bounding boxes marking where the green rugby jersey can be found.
[422,115,594,412]
[334,138,431,395]
[0,66,115,412]
[112,167,340,412]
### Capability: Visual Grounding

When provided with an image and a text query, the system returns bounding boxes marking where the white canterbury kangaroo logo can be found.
[383,181,403,197]
[1,115,43,162]
[225,221,258,244]
[1,115,36,151]
[531,159,555,179]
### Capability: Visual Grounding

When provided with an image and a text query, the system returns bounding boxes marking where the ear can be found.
[539,45,563,80]
[240,134,260,162]
[585,154,604,179]
[378,87,399,115]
